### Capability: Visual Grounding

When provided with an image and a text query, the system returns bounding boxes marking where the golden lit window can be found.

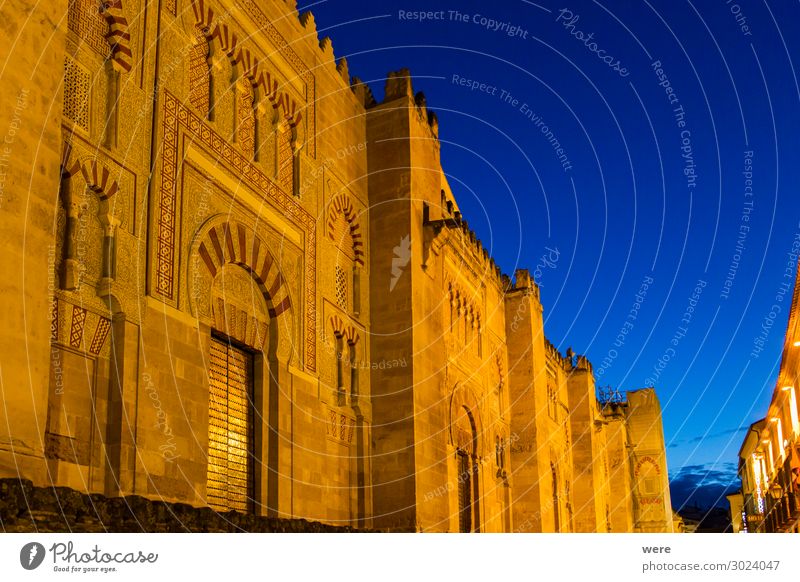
[789,388,800,436]
[207,336,253,513]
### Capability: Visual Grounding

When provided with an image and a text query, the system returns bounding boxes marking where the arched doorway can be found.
[551,462,560,533]
[189,219,293,515]
[206,263,274,514]
[453,404,480,532]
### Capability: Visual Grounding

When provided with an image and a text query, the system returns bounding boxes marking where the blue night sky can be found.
[301,0,800,509]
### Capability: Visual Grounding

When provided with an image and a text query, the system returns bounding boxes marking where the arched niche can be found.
[449,383,484,459]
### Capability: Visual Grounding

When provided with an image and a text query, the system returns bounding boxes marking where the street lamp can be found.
[769,482,783,500]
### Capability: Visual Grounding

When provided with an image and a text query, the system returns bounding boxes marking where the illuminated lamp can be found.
[769,482,784,500]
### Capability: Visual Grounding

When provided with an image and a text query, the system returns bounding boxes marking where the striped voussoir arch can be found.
[61,156,120,201]
[101,1,132,73]
[326,193,364,266]
[189,0,303,127]
[211,21,238,58]
[190,0,215,30]
[329,315,359,344]
[234,46,259,82]
[197,222,291,318]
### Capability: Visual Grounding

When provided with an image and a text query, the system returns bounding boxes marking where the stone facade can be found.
[0,0,673,532]
[503,272,673,533]
[0,478,374,533]
[735,262,800,533]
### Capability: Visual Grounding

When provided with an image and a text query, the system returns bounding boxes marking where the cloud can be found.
[669,463,740,510]
[683,426,749,445]
[668,426,749,449]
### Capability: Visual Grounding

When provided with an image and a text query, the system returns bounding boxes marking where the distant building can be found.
[734,264,800,533]
[727,492,745,533]
[675,506,732,533]
[0,0,673,533]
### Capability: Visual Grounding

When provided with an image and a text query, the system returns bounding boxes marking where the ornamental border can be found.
[155,90,317,371]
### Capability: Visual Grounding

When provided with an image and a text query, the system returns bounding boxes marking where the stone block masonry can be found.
[0,479,385,533]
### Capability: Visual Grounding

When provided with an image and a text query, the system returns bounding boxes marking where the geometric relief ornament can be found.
[158,91,317,369]
[89,316,112,355]
[69,305,88,348]
[54,299,113,357]
[68,0,111,58]
[67,0,133,73]
[51,298,59,342]
[325,406,355,446]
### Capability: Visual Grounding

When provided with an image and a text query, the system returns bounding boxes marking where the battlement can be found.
[545,338,572,371]
[350,77,377,108]
[292,7,366,105]
[573,354,593,374]
[502,268,542,302]
[423,192,506,287]
[543,339,599,376]
[365,68,440,138]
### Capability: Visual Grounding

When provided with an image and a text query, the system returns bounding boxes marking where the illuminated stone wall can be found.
[0,0,674,533]
[0,0,66,491]
[1,0,373,528]
[506,271,672,533]
[626,389,675,532]
[366,71,511,532]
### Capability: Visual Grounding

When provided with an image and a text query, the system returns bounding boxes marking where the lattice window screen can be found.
[63,58,90,130]
[207,337,253,512]
[335,264,348,310]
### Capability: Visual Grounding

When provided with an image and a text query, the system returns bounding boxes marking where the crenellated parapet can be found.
[545,338,572,372]
[423,192,506,287]
[573,354,593,374]
[350,77,377,108]
[544,342,596,376]
[505,269,541,301]
[370,68,440,138]
[295,8,365,98]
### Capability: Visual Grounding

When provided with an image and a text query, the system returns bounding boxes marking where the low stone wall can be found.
[0,479,369,533]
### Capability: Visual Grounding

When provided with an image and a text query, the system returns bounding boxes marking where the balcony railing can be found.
[761,458,799,533]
